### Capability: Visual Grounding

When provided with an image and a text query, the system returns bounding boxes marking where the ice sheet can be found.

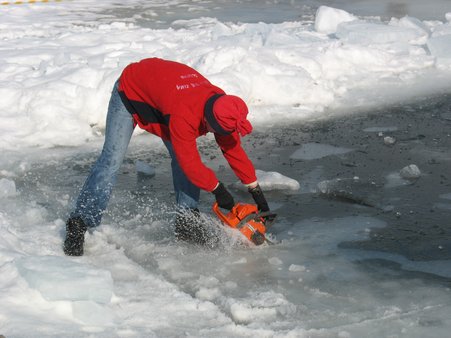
[15,255,113,304]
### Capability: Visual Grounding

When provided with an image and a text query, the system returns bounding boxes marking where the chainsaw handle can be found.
[212,202,230,224]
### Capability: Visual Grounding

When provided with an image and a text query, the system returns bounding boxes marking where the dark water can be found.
[246,94,451,262]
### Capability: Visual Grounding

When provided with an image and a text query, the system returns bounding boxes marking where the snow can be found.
[1,2,451,149]
[1,1,451,337]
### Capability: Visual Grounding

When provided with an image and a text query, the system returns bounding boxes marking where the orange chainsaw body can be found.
[212,202,268,245]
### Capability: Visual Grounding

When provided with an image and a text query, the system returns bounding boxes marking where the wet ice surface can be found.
[256,94,451,264]
[3,94,451,337]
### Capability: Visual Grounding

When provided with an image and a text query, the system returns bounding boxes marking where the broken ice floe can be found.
[290,143,353,161]
[234,169,300,191]
[317,177,381,207]
[15,255,113,304]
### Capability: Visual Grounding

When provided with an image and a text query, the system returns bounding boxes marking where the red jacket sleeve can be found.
[215,132,257,185]
[170,116,219,192]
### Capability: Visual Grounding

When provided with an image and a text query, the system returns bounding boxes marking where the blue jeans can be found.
[71,81,200,228]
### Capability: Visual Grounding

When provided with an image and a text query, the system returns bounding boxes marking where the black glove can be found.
[212,182,235,210]
[248,184,270,212]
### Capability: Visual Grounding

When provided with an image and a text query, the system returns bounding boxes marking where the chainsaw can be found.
[212,202,277,245]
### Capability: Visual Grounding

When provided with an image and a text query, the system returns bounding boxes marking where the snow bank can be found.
[1,5,451,150]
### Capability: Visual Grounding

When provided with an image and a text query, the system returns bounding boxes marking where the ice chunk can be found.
[427,34,451,60]
[400,164,421,179]
[0,178,17,197]
[288,264,306,272]
[391,16,430,44]
[256,170,300,191]
[317,177,381,207]
[290,143,353,160]
[16,256,113,304]
[268,257,283,265]
[336,20,423,45]
[447,13,451,22]
[233,169,300,191]
[314,6,357,35]
[384,136,396,145]
[431,24,451,38]
[397,16,431,36]
[135,160,155,178]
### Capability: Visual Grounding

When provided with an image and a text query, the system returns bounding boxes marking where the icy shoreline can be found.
[1,3,451,150]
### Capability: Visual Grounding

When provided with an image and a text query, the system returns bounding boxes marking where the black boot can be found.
[63,217,88,256]
[175,208,219,246]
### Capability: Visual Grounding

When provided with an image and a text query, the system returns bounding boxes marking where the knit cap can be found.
[205,94,253,136]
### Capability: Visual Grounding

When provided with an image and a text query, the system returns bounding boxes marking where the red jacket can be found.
[118,58,257,192]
